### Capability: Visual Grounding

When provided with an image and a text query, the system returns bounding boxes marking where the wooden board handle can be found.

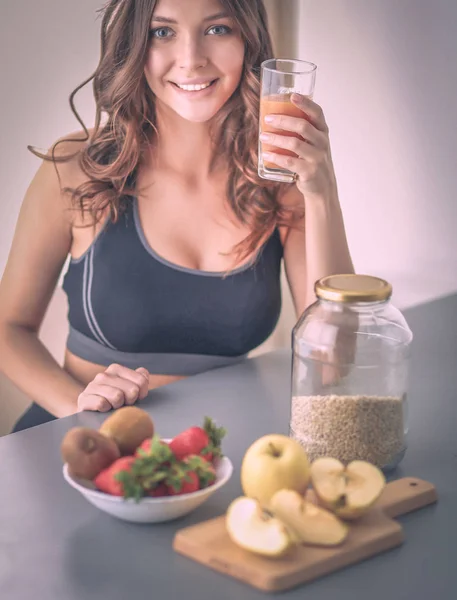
[375,477,438,518]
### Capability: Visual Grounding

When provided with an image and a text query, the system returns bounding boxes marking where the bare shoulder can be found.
[15,127,96,235]
[47,128,93,188]
[0,129,96,329]
[34,128,97,224]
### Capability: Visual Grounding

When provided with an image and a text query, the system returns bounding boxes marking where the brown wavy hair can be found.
[30,0,301,266]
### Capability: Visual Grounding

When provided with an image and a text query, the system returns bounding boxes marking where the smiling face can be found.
[144,0,245,123]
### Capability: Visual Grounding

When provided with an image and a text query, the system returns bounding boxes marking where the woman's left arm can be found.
[261,93,354,315]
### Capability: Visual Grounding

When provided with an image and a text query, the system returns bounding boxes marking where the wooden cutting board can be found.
[173,477,438,592]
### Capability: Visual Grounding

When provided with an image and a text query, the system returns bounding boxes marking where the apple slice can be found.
[269,489,349,546]
[226,496,294,558]
[310,457,386,520]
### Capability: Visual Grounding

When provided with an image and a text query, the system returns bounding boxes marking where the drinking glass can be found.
[258,58,317,183]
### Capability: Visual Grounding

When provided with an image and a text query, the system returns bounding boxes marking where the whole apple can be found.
[240,434,311,506]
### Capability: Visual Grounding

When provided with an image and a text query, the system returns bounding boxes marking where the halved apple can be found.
[310,457,386,520]
[269,489,349,546]
[226,496,294,558]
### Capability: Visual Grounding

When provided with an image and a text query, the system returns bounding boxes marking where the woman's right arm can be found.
[0,152,86,417]
[0,141,150,418]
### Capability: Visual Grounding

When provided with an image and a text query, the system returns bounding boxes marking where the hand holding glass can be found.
[258,59,317,183]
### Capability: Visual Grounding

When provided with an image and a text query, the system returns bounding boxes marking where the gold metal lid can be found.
[315,274,392,303]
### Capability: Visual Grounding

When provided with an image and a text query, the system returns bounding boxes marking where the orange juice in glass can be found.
[258,59,317,183]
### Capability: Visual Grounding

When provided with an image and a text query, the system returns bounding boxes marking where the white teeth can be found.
[175,81,213,91]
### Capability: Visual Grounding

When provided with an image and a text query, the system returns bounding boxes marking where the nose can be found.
[176,33,208,73]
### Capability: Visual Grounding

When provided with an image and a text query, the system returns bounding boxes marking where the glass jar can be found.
[290,274,413,472]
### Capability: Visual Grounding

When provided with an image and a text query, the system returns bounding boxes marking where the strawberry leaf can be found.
[203,417,226,455]
[185,455,217,488]
[115,470,145,502]
[162,460,197,492]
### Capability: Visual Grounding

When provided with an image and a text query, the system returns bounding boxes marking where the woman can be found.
[0,0,354,432]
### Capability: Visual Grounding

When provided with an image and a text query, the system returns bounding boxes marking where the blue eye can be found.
[149,24,232,40]
[150,27,173,39]
[207,25,232,36]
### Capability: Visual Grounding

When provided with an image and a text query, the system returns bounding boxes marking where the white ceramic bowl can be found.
[63,452,233,524]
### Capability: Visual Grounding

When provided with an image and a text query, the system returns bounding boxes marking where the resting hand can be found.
[77,364,150,412]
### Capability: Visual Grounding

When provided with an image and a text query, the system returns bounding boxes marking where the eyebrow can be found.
[151,12,230,24]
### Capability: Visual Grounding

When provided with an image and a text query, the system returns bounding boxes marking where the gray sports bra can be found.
[62,198,284,376]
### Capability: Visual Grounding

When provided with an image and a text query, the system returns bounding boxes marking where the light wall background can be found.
[1,0,456,435]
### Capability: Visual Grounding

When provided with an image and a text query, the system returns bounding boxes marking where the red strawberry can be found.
[148,483,169,497]
[136,438,152,455]
[184,455,217,489]
[135,437,171,457]
[170,417,226,463]
[169,428,208,460]
[131,437,176,496]
[94,456,136,496]
[162,455,210,495]
[167,470,199,496]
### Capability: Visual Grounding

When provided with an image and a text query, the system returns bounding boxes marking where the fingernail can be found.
[264,115,274,123]
[291,93,301,102]
[260,132,270,141]
[263,151,273,160]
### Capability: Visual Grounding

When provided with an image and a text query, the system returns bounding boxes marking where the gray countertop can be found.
[1,293,456,599]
